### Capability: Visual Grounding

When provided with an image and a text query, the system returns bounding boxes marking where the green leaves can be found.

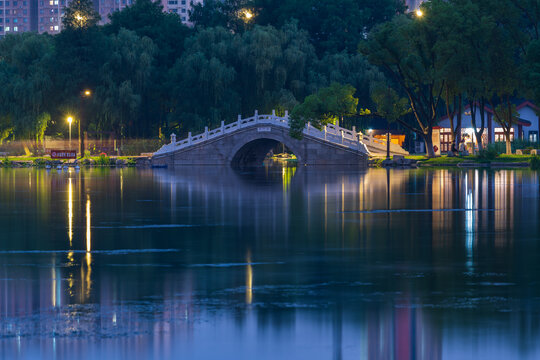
[289,82,358,138]
[62,0,100,30]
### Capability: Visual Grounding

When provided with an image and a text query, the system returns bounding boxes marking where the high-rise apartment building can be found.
[406,0,423,10]
[162,0,201,23]
[0,0,200,37]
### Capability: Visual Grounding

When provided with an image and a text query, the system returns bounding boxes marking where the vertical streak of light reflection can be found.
[246,250,253,305]
[85,194,92,299]
[68,178,73,246]
[465,172,474,271]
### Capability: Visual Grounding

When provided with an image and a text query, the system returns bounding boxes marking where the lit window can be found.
[49,25,53,31]
[54,25,58,30]
[5,26,10,31]
[13,26,17,31]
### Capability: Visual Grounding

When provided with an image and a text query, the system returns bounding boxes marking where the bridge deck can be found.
[153,111,408,162]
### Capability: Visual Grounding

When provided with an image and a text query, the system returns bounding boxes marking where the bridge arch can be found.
[228,131,304,167]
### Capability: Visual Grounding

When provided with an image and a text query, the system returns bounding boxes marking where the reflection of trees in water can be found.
[1,168,540,358]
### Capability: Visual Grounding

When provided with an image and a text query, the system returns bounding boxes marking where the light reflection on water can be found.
[0,167,539,359]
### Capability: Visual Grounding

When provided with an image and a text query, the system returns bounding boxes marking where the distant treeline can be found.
[1,0,539,157]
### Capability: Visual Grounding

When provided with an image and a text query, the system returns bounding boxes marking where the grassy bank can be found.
[409,155,540,168]
[1,155,149,167]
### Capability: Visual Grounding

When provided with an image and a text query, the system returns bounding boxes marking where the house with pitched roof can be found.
[433,101,539,154]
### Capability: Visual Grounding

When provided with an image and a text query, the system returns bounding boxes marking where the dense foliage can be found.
[1,0,540,156]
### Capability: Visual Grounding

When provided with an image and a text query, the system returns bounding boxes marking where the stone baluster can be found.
[188,132,192,145]
[307,122,311,134]
[221,120,225,134]
[238,114,242,128]
[285,110,289,124]
[254,110,259,123]
[271,109,276,123]
[204,126,208,140]
[170,133,176,144]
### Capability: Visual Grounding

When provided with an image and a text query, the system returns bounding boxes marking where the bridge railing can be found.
[154,110,407,156]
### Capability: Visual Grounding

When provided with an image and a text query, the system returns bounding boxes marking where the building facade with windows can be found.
[0,0,198,37]
[162,0,201,24]
[434,101,540,155]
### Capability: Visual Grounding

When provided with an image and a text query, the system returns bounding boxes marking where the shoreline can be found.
[0,156,152,168]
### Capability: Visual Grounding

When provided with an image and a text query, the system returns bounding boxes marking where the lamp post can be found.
[78,89,92,157]
[67,116,73,148]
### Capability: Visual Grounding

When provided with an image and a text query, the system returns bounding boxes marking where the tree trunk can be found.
[505,134,512,155]
[386,125,391,159]
[424,132,435,157]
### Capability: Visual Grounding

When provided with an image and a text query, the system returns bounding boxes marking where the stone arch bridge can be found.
[152,111,408,167]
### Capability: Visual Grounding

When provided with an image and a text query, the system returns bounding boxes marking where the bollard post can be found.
[188,132,192,145]
[221,121,225,134]
[205,126,208,139]
[170,133,176,144]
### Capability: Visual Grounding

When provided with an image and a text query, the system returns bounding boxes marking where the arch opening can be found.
[231,138,296,168]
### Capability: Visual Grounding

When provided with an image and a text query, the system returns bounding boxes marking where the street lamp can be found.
[78,89,92,157]
[67,116,73,148]
[416,9,424,17]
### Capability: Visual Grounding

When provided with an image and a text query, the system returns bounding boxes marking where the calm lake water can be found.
[0,166,540,360]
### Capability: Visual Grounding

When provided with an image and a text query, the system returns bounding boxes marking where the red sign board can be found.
[50,150,77,159]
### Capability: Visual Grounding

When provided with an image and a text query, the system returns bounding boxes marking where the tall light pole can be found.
[67,116,73,148]
[79,89,92,157]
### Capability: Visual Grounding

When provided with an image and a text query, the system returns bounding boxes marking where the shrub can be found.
[33,158,46,167]
[1,157,12,167]
[478,145,499,161]
[94,154,110,166]
[126,158,137,166]
[532,156,540,170]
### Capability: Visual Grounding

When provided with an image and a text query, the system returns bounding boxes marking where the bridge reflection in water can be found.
[0,167,539,359]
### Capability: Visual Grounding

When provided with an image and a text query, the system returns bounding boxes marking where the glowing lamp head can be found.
[84,89,91,97]
[244,11,253,19]
[67,116,73,124]
[416,9,424,17]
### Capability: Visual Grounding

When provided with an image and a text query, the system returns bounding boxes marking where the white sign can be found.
[258,127,271,132]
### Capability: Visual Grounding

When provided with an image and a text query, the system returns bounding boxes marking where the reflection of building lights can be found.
[51,266,57,308]
[246,250,253,304]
